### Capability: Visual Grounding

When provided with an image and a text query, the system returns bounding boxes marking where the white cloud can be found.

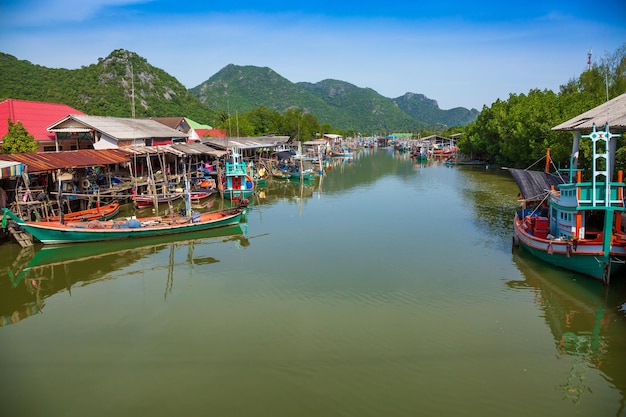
[0,0,152,26]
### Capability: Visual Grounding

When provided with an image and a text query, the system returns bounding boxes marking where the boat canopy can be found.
[273,150,296,161]
[508,168,565,200]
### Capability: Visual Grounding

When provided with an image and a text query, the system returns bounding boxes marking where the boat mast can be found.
[583,123,623,283]
[130,63,135,118]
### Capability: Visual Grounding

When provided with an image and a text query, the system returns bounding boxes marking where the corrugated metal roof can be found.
[201,136,290,150]
[184,117,212,130]
[48,115,189,140]
[150,117,186,131]
[171,142,227,156]
[121,144,227,158]
[51,127,92,133]
[552,93,626,132]
[0,99,86,141]
[0,149,130,173]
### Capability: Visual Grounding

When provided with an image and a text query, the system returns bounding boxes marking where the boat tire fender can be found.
[512,235,519,250]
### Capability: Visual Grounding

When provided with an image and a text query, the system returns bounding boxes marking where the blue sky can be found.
[1,0,624,110]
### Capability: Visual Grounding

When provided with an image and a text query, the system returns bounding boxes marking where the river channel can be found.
[1,149,625,417]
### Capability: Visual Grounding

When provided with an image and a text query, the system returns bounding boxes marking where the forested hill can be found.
[0,50,216,123]
[393,92,479,128]
[0,49,478,132]
[190,64,479,132]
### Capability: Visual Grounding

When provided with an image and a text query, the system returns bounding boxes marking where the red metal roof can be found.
[0,149,130,173]
[197,128,226,138]
[0,99,85,141]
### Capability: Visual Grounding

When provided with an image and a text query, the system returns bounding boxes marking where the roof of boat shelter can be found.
[0,149,130,173]
[552,93,626,132]
[121,143,227,158]
[200,136,290,150]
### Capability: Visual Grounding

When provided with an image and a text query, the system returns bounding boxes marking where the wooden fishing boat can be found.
[189,190,215,201]
[273,161,315,182]
[2,203,247,245]
[219,148,254,201]
[511,123,626,284]
[253,167,269,187]
[270,165,291,180]
[133,192,183,208]
[40,201,120,222]
[288,167,315,182]
[331,149,353,158]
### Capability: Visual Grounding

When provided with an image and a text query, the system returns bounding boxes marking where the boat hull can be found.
[289,173,315,182]
[4,207,244,245]
[189,191,215,201]
[221,174,254,201]
[222,189,254,200]
[513,214,626,281]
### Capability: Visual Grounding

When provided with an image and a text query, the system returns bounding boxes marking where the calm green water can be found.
[1,149,625,417]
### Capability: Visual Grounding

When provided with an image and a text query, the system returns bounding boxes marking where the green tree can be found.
[245,106,282,135]
[2,119,38,153]
[459,43,626,169]
[280,109,320,141]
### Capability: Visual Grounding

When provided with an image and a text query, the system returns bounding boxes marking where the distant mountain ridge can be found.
[0,49,478,133]
[190,64,478,132]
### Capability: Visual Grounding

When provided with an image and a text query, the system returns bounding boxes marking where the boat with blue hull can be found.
[512,122,626,284]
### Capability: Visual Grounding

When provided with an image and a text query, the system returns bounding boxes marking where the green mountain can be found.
[392,93,479,128]
[296,79,422,133]
[1,49,477,133]
[0,49,217,123]
[190,65,477,133]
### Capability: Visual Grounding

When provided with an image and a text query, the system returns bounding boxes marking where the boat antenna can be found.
[226,99,231,148]
[605,70,610,123]
[130,62,135,118]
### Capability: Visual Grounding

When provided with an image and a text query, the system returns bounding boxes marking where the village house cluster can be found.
[0,99,348,223]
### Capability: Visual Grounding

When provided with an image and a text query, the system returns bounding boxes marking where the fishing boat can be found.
[2,202,247,245]
[331,148,353,159]
[253,167,269,187]
[288,166,315,182]
[511,123,626,284]
[270,164,291,180]
[133,192,183,208]
[219,148,255,201]
[410,148,428,161]
[40,201,120,222]
[189,190,215,201]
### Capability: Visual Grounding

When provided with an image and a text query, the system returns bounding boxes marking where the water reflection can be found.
[0,224,248,327]
[510,250,626,416]
[459,166,522,249]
